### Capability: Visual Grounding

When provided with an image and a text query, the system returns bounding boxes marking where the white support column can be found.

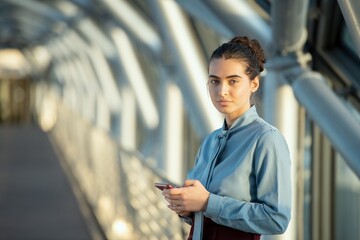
[150,0,223,138]
[263,64,299,240]
[277,87,298,240]
[265,0,311,238]
[102,0,162,54]
[163,81,184,184]
[120,86,136,151]
[111,28,159,130]
[95,93,111,132]
[88,45,122,114]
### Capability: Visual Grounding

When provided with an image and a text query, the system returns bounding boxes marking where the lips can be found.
[218,100,231,106]
[217,99,231,103]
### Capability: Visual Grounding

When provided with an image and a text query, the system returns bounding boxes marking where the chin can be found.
[216,108,230,115]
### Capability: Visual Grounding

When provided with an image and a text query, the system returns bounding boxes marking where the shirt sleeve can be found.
[204,129,292,234]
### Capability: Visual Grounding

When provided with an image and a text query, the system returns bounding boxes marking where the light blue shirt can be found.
[187,106,292,235]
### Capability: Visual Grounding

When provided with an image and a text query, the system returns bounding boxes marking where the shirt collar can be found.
[222,105,259,131]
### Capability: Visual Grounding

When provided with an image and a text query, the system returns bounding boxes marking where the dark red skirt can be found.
[187,217,261,240]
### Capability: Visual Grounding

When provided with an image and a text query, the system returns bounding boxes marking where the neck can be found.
[225,105,253,129]
[225,118,234,129]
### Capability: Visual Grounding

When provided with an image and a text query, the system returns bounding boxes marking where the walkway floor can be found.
[0,124,98,240]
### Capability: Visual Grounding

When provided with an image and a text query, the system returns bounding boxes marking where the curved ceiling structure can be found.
[0,1,359,239]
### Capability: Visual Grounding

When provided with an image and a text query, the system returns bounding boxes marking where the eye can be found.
[209,79,219,85]
[229,79,239,85]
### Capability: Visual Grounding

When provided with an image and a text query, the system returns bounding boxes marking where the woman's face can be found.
[208,58,259,125]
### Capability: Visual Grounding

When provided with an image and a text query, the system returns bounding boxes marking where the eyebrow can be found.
[208,74,242,79]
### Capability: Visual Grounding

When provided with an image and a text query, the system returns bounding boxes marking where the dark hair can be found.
[210,36,266,80]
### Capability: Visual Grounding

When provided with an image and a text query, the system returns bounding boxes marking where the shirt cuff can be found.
[205,193,222,218]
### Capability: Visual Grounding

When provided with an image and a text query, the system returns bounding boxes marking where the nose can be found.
[218,82,229,96]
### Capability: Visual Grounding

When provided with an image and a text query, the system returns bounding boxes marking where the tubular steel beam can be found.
[175,0,233,38]
[271,0,309,54]
[204,0,272,56]
[293,71,360,179]
[337,0,360,58]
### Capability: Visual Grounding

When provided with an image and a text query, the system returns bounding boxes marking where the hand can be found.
[178,211,192,217]
[162,179,210,214]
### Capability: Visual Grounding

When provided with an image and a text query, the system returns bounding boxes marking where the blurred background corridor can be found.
[0,0,359,239]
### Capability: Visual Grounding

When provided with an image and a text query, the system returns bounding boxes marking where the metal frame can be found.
[1,0,360,239]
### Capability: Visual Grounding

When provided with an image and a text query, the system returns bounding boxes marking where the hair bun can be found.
[229,36,266,72]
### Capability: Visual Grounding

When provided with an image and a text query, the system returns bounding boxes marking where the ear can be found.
[251,77,260,93]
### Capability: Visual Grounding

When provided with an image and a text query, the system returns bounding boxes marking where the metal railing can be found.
[42,91,189,239]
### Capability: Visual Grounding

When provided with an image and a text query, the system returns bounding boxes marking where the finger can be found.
[168,199,183,206]
[163,197,171,204]
[184,179,197,187]
[168,204,183,212]
[183,179,198,187]
[163,187,183,195]
[178,211,192,217]
[163,195,177,204]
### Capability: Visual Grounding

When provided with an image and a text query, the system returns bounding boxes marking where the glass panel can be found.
[334,153,360,240]
[255,0,271,13]
[340,24,358,58]
[303,116,313,240]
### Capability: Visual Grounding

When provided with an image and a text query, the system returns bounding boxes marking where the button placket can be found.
[193,131,228,240]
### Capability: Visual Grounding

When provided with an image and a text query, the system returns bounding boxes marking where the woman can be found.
[163,36,292,240]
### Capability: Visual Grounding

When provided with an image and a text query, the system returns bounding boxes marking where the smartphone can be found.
[154,183,175,191]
